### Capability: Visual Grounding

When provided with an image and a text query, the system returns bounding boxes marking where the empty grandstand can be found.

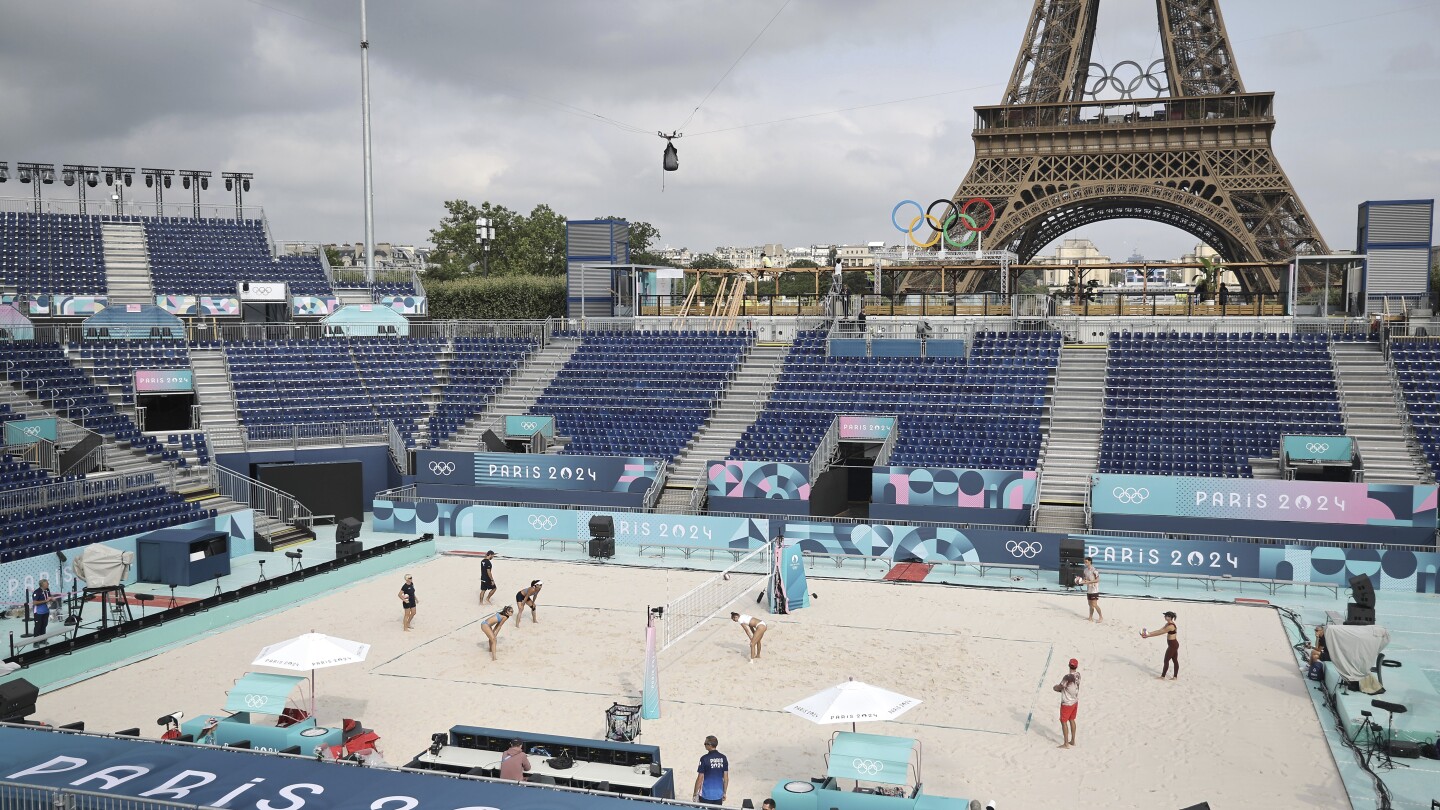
[1099,332,1343,477]
[732,329,1057,470]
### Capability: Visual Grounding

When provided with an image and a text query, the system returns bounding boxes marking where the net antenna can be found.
[659,541,773,652]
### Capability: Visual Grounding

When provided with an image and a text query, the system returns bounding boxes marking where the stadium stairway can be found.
[100,221,154,305]
[661,343,789,505]
[190,348,242,436]
[1032,344,1106,533]
[1331,341,1431,484]
[444,338,580,450]
[335,287,374,308]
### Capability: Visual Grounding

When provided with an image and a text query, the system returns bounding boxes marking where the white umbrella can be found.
[783,678,921,732]
[252,632,370,716]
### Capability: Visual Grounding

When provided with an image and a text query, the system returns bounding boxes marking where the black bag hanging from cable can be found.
[658,131,681,190]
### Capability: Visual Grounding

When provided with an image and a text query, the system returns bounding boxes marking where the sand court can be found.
[39,552,1348,808]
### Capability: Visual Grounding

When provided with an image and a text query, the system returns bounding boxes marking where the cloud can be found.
[3,0,1436,263]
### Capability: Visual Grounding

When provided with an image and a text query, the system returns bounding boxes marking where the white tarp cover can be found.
[1326,624,1391,683]
[71,544,134,589]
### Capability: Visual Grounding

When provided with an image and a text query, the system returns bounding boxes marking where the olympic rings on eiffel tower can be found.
[891,198,996,249]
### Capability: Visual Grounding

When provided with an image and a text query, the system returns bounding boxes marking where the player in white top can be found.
[1082,557,1103,623]
[730,612,767,662]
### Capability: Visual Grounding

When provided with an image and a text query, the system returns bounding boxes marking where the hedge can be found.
[425,275,566,320]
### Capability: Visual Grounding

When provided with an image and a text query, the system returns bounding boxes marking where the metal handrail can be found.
[58,442,106,476]
[0,470,161,515]
[808,417,840,483]
[686,469,708,512]
[643,464,669,509]
[209,463,313,528]
[385,419,410,474]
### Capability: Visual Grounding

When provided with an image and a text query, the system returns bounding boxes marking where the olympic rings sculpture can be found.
[890,197,995,249]
[1082,59,1168,100]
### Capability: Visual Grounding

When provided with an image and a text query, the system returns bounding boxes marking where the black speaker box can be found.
[1384,740,1423,758]
[1344,603,1375,626]
[589,537,615,559]
[1349,573,1375,609]
[337,517,363,544]
[1060,562,1085,587]
[336,540,363,559]
[589,515,615,539]
[0,678,38,722]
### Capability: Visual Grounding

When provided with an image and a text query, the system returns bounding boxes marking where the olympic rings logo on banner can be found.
[21,426,41,436]
[852,758,884,776]
[244,694,269,709]
[1005,540,1042,559]
[1112,487,1150,505]
[521,421,539,432]
[528,515,558,531]
[1305,442,1330,455]
[428,461,457,476]
[891,198,996,249]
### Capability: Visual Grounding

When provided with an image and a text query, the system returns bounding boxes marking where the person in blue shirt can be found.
[28,579,54,643]
[692,735,728,805]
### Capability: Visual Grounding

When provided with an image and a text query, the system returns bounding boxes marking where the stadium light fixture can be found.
[0,162,8,183]
[62,164,102,214]
[221,172,254,219]
[16,163,55,212]
[177,170,211,219]
[140,169,175,213]
[101,166,133,188]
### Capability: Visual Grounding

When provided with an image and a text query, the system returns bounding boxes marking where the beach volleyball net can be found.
[659,542,773,652]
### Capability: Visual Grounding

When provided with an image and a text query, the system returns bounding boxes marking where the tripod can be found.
[257,559,267,583]
[1371,702,1410,771]
[1349,711,1383,768]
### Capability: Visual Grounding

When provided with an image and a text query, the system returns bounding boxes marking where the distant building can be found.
[325,243,425,271]
[1031,238,1111,287]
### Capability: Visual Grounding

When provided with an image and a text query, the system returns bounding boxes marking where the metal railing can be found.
[385,419,411,474]
[210,463,313,527]
[873,421,900,467]
[0,194,266,222]
[1,779,226,810]
[0,470,164,515]
[1050,290,1289,317]
[3,438,58,473]
[687,468,709,512]
[1,320,549,347]
[808,417,841,483]
[58,442,106,477]
[643,464,669,509]
[207,420,388,452]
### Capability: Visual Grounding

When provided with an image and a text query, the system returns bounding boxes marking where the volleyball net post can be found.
[641,540,774,720]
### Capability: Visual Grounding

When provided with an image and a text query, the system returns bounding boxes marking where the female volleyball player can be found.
[481,606,513,661]
[514,580,543,626]
[1140,610,1180,679]
[730,612,767,661]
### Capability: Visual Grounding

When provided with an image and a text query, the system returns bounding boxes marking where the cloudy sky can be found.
[3,0,1437,260]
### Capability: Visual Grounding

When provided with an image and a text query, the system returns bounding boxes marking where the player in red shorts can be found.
[1053,658,1081,748]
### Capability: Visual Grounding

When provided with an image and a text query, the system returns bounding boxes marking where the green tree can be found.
[689,253,734,270]
[322,245,345,268]
[425,199,568,281]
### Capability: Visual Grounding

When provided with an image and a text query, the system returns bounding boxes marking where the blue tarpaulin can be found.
[321,304,410,337]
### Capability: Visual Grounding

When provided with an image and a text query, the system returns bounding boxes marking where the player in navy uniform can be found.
[27,579,54,643]
[398,575,418,631]
[480,551,497,605]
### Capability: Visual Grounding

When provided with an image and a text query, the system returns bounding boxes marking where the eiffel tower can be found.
[922,0,1327,294]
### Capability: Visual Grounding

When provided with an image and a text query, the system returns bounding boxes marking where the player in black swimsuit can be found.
[480,551,497,605]
[1141,610,1179,679]
[514,580,542,626]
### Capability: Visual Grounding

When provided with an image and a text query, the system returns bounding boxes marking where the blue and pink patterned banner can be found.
[707,460,811,500]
